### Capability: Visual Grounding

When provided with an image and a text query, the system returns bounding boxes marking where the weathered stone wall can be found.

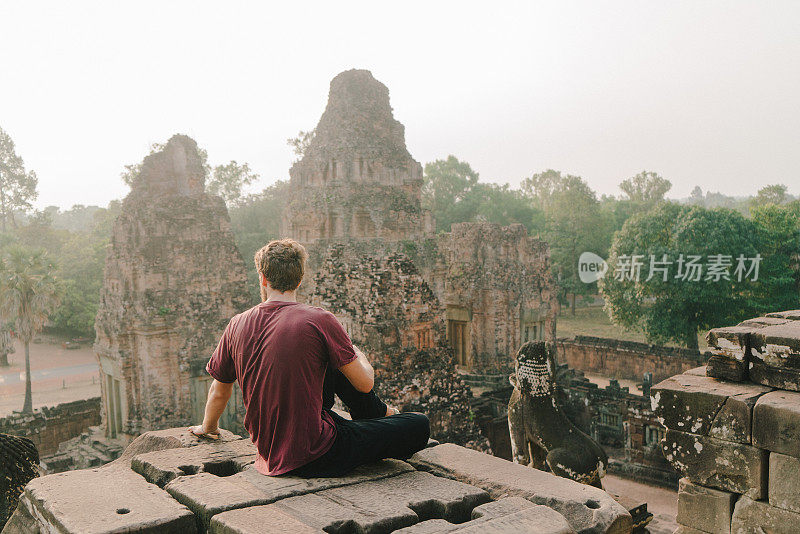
[0,398,100,456]
[282,69,434,244]
[94,135,252,438]
[556,335,710,383]
[426,222,559,375]
[310,243,487,449]
[652,310,800,533]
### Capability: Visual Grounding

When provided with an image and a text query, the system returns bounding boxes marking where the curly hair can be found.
[253,239,308,293]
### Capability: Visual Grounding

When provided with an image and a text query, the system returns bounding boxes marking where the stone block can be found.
[768,453,800,513]
[706,355,747,382]
[210,471,490,534]
[651,373,771,443]
[166,460,414,528]
[749,321,800,357]
[765,310,800,321]
[749,360,800,392]
[13,466,196,534]
[131,438,257,487]
[676,478,737,534]
[731,496,800,534]
[408,443,632,534]
[752,390,800,457]
[110,427,242,467]
[706,326,750,361]
[393,497,575,533]
[661,430,767,498]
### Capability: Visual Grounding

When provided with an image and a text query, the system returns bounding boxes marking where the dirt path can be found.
[0,338,100,416]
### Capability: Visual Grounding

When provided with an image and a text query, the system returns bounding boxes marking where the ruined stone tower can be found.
[94,135,251,438]
[282,69,434,242]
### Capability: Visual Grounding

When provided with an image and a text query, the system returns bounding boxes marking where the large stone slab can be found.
[166,460,414,528]
[111,427,243,467]
[752,390,800,457]
[11,466,196,534]
[749,359,800,392]
[731,496,800,534]
[768,453,800,514]
[676,478,737,534]
[209,471,490,534]
[765,310,800,321]
[393,497,575,533]
[651,373,770,444]
[131,438,257,487]
[661,430,767,498]
[408,444,631,534]
[706,355,747,382]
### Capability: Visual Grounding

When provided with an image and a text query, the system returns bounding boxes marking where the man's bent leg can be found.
[290,410,431,478]
[322,365,387,420]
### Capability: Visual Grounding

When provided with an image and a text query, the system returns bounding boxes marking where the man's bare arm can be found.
[189,379,234,438]
[339,346,375,393]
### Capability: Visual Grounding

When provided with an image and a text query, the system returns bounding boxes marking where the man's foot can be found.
[386,406,399,416]
[188,425,221,440]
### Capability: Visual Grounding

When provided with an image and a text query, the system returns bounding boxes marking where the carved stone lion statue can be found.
[508,341,608,488]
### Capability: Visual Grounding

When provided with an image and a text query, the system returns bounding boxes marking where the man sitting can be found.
[190,238,430,477]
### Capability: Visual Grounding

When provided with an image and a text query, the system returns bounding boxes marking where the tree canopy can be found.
[0,127,38,231]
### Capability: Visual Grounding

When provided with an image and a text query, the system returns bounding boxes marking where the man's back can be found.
[206,300,356,475]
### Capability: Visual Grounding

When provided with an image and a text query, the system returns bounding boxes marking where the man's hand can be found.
[192,379,234,440]
[188,424,221,440]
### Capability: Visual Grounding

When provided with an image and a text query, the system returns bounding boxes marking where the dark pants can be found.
[287,367,431,478]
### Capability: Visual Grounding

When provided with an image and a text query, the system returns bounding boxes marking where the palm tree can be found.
[0,323,14,366]
[0,246,59,413]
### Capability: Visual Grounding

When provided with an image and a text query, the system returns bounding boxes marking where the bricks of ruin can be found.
[653,309,800,533]
[423,222,559,376]
[282,69,434,243]
[309,243,488,450]
[556,335,710,383]
[93,135,252,439]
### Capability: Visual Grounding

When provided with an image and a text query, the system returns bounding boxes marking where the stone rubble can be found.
[2,427,633,534]
[652,309,800,533]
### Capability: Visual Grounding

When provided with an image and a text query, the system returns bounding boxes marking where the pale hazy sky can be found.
[1,1,797,210]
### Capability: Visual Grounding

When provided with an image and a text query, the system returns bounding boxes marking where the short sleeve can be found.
[318,312,358,368]
[206,319,237,383]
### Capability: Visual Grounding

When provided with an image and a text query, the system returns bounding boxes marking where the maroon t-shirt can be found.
[206,300,357,475]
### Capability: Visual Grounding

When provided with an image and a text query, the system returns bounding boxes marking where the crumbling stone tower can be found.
[94,135,251,438]
[282,69,434,242]
[285,69,558,384]
[432,223,558,374]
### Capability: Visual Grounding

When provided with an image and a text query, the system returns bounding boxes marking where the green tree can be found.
[753,184,790,207]
[228,181,289,301]
[0,247,60,412]
[523,170,611,313]
[287,130,315,161]
[600,203,760,348]
[422,156,481,233]
[619,171,672,204]
[750,203,800,310]
[207,161,259,207]
[0,127,38,231]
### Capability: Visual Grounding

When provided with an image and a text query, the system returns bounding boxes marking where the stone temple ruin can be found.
[94,135,252,440]
[287,69,557,373]
[652,310,800,533]
[278,69,559,447]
